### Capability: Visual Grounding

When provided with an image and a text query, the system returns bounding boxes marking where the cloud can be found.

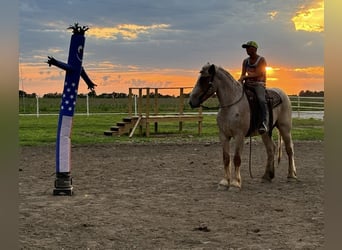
[291,0,324,32]
[88,23,171,40]
[267,11,279,20]
[294,66,324,76]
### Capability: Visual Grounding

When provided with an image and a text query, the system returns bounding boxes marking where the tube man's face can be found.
[76,45,84,62]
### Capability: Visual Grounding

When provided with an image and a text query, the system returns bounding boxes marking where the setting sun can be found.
[266,66,273,73]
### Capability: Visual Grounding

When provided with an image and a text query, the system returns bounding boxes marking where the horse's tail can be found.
[277,129,282,165]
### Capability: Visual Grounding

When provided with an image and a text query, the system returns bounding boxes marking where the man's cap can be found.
[242,41,258,49]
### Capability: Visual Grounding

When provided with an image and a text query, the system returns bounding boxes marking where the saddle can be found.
[244,85,282,137]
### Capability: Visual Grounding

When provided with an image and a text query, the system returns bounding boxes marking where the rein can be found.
[200,84,245,110]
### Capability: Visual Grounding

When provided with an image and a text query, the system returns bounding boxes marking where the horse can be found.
[189,63,297,189]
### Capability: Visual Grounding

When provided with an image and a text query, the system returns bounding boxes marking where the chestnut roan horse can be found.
[189,63,297,189]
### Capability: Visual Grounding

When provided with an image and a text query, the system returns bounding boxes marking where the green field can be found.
[19,114,324,146]
[18,96,324,146]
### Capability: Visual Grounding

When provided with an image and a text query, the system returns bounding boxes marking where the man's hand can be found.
[238,75,245,83]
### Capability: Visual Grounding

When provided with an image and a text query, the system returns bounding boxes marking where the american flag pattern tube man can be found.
[47,23,97,195]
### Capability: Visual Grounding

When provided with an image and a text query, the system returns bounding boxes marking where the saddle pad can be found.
[266,89,282,108]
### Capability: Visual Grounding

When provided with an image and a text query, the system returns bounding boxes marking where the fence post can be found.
[86,94,89,117]
[36,95,39,118]
[297,95,300,118]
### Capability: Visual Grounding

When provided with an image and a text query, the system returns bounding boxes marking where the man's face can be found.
[245,46,257,56]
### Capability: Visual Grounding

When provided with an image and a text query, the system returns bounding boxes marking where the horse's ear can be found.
[208,64,216,75]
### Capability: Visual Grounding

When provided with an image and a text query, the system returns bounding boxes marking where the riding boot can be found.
[258,102,268,134]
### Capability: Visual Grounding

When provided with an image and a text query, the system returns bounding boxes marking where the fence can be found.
[18,95,324,120]
[288,95,324,119]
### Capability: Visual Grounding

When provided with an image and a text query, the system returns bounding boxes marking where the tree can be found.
[88,89,97,97]
[298,90,324,97]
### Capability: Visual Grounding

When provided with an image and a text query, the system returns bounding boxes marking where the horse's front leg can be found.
[218,137,231,189]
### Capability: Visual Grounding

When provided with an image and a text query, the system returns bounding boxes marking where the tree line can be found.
[298,90,324,97]
[19,89,324,98]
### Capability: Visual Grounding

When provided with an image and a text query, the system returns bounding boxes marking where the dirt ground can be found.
[19,140,324,250]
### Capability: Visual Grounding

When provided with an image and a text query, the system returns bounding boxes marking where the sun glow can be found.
[266,66,273,73]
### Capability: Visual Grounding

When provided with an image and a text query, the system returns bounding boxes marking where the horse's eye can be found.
[199,76,210,86]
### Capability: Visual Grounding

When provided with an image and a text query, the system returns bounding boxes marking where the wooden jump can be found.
[135,114,203,137]
[104,87,203,137]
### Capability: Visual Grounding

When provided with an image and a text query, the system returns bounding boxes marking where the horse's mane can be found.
[216,66,241,86]
[201,63,241,86]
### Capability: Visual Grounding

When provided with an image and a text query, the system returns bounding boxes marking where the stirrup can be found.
[258,122,268,134]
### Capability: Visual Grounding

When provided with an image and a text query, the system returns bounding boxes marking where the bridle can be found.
[199,72,245,110]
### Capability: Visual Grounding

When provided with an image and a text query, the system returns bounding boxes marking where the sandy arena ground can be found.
[19,140,324,249]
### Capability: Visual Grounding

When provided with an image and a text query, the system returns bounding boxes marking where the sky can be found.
[19,0,324,96]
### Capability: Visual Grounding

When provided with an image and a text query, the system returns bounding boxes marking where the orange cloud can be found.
[294,66,324,75]
[265,65,324,95]
[88,23,170,40]
[292,0,324,32]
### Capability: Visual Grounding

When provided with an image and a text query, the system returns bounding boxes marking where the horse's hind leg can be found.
[261,133,276,182]
[279,129,297,179]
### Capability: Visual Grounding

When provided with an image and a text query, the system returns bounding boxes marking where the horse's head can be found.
[189,63,217,108]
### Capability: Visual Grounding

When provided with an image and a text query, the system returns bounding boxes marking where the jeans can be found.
[252,84,267,123]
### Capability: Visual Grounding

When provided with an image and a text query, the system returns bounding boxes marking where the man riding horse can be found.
[238,41,268,134]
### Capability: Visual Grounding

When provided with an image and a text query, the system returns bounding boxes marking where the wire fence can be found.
[18,95,324,120]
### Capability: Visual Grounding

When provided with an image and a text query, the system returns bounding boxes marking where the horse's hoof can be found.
[230,180,241,190]
[287,176,298,182]
[261,175,272,183]
[217,184,229,191]
[217,179,229,191]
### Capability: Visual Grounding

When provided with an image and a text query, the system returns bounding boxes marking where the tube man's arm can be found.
[81,67,97,90]
[46,56,73,71]
[47,56,97,90]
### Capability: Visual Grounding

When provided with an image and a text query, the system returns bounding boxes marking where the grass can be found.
[19,114,324,146]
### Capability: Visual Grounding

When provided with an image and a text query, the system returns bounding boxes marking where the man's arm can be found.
[238,59,247,83]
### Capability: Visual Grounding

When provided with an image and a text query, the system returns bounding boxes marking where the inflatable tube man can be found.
[47,23,97,195]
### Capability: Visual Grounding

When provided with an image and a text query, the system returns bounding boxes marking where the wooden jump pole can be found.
[145,88,150,137]
[128,88,133,117]
[138,88,143,135]
[179,88,184,132]
[129,116,142,138]
[154,88,159,133]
